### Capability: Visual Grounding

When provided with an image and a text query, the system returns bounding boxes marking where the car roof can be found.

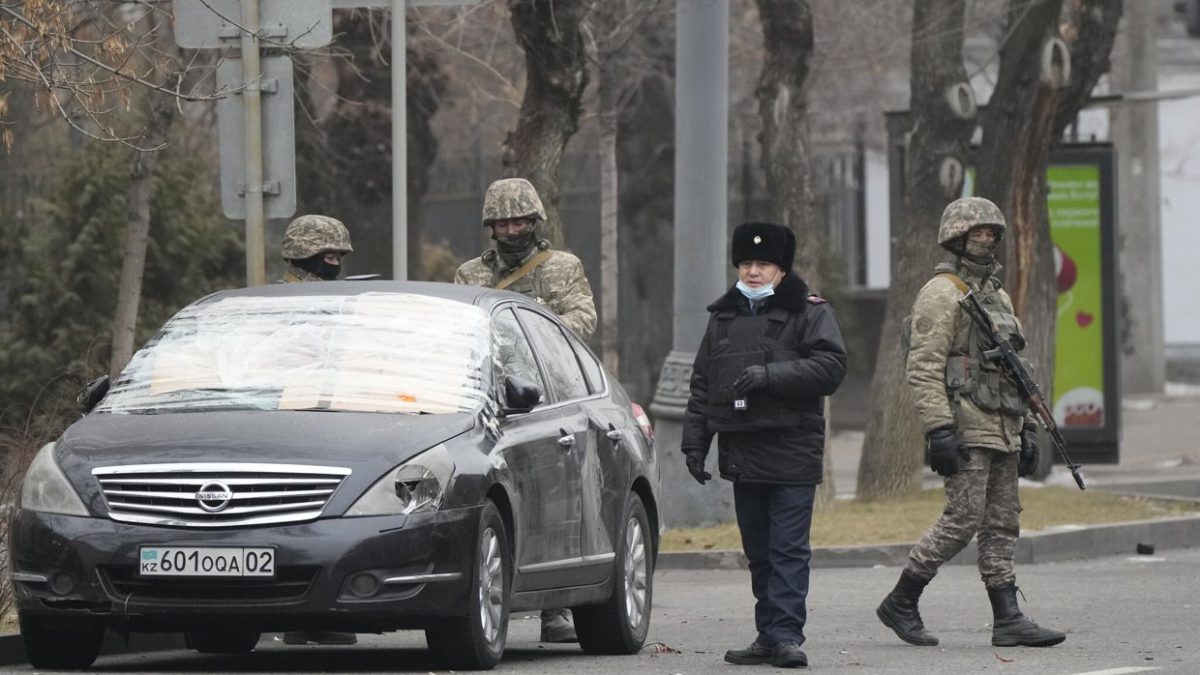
[194,280,543,313]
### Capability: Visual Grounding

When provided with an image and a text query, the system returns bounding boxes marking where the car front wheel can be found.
[425,499,510,670]
[574,492,653,654]
[19,612,105,669]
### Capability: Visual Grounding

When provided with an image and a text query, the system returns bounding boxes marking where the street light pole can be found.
[392,0,408,280]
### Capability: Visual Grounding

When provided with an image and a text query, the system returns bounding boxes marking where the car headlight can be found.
[20,443,89,516]
[345,444,455,517]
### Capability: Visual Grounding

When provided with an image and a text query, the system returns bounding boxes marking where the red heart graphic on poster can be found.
[1076,311,1094,327]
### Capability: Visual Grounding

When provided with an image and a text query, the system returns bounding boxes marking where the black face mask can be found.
[493,229,537,261]
[294,254,341,280]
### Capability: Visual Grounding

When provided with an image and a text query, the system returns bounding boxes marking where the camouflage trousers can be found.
[905,447,1021,589]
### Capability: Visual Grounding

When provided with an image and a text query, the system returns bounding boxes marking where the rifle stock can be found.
[960,291,1087,490]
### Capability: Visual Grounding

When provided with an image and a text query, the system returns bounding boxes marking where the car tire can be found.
[425,499,510,670]
[185,629,261,654]
[573,492,653,655]
[19,612,105,669]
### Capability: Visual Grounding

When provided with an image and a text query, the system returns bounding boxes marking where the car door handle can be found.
[557,429,576,448]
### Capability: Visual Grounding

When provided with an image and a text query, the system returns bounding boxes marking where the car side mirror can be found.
[78,375,110,414]
[503,375,541,415]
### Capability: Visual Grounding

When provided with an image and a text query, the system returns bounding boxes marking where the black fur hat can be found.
[731,221,795,271]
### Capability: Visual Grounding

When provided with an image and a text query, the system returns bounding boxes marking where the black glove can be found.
[732,365,769,395]
[683,449,711,485]
[928,426,967,478]
[1018,423,1039,477]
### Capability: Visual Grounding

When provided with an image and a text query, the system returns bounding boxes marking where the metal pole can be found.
[241,0,266,285]
[392,0,408,280]
[650,0,729,527]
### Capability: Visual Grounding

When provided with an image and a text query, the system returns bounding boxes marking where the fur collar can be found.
[707,273,812,313]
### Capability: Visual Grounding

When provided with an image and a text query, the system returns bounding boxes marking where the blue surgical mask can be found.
[736,280,775,301]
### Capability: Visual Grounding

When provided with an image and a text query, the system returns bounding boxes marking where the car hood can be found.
[56,410,476,510]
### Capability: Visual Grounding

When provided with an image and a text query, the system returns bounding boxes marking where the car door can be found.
[514,308,612,587]
[491,308,582,591]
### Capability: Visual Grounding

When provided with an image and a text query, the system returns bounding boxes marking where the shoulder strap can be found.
[935,270,970,294]
[496,249,553,291]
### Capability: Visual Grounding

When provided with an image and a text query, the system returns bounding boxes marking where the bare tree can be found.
[857,0,977,501]
[582,0,665,373]
[503,0,589,247]
[975,0,1122,409]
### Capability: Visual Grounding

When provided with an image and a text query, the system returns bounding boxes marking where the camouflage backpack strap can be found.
[496,249,553,291]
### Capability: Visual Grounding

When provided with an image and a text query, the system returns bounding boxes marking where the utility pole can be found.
[1111,0,1165,394]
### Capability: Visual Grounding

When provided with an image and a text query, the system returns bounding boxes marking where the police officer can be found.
[277,214,357,647]
[454,177,596,644]
[682,222,847,669]
[279,214,353,283]
[875,196,1065,649]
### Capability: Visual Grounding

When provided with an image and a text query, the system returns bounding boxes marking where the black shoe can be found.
[772,640,808,668]
[988,585,1066,647]
[539,608,578,643]
[723,640,773,665]
[876,571,939,646]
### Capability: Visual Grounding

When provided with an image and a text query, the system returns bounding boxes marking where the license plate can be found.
[138,546,275,578]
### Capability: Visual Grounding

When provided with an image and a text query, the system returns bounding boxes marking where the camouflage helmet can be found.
[481,178,546,226]
[281,215,353,260]
[938,197,1006,247]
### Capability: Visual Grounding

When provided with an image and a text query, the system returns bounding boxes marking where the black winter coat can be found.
[681,274,847,485]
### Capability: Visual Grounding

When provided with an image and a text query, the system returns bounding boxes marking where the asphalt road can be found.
[12,548,1197,675]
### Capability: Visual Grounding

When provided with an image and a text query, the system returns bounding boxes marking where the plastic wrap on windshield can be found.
[98,293,491,415]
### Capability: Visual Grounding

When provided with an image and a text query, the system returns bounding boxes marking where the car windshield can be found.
[98,293,491,415]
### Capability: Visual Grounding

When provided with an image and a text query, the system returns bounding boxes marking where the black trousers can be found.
[733,481,816,647]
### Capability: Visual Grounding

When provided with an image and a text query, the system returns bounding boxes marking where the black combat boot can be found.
[987,585,1066,647]
[876,571,939,646]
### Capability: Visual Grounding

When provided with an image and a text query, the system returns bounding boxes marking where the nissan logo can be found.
[196,481,234,513]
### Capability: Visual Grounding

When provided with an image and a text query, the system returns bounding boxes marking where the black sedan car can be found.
[9,281,660,670]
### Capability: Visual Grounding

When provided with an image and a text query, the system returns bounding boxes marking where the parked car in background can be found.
[8,281,659,670]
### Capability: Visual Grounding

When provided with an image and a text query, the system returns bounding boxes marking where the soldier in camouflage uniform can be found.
[279,214,353,283]
[876,197,1065,650]
[455,178,596,643]
[455,178,597,341]
[278,214,357,647]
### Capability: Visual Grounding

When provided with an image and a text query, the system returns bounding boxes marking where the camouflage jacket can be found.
[281,265,323,283]
[454,242,597,340]
[907,257,1028,453]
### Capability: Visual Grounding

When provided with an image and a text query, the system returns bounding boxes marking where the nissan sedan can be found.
[8,281,660,670]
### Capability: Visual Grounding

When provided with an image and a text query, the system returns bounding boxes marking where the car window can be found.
[491,308,547,404]
[569,336,605,395]
[98,293,491,415]
[517,309,590,402]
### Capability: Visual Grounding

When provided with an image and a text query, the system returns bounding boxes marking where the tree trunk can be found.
[752,0,842,509]
[503,0,589,248]
[109,95,176,379]
[598,57,620,372]
[857,0,976,501]
[975,0,1121,412]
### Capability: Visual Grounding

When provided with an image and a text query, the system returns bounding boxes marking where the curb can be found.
[657,513,1200,570]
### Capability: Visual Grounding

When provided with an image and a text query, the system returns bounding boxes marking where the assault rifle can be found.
[958,290,1087,490]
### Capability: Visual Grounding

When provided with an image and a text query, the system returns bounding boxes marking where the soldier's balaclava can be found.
[292,253,342,280]
[960,225,1000,266]
[492,224,539,267]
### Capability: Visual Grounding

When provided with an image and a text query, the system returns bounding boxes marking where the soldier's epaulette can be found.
[807,294,827,304]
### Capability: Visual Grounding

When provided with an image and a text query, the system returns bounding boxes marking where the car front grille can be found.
[99,564,319,603]
[92,463,352,528]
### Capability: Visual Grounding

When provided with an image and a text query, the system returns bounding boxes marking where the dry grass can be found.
[661,486,1200,552]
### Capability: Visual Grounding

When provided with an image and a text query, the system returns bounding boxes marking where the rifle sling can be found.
[496,250,552,291]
